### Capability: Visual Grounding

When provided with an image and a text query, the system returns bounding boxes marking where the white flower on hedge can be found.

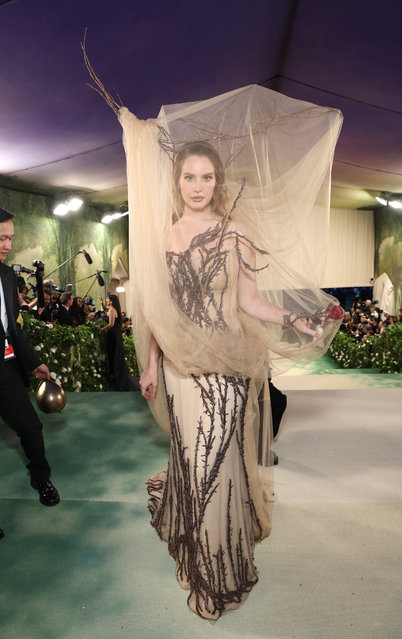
[50,372,56,380]
[61,367,67,373]
[34,345,42,351]
[50,347,57,353]
[64,377,68,383]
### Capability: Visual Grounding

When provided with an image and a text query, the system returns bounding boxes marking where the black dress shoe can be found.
[269,450,279,465]
[0,528,5,539]
[31,479,60,507]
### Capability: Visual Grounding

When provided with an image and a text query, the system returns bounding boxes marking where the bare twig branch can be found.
[81,28,123,115]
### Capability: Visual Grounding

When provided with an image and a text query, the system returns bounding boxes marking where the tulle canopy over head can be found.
[118,84,343,429]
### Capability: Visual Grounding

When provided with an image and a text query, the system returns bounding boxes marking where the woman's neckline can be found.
[167,220,223,255]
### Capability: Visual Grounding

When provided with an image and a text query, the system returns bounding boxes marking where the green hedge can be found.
[328,324,402,373]
[21,312,401,387]
[21,312,139,391]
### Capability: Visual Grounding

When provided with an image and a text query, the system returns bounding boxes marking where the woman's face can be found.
[178,155,216,214]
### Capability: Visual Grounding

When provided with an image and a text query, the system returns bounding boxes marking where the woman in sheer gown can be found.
[80,46,344,619]
[139,142,333,620]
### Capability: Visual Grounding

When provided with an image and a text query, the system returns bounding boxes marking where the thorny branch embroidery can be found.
[148,371,260,616]
[166,224,269,329]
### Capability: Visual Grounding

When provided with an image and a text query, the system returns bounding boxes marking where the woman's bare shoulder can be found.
[225,218,255,240]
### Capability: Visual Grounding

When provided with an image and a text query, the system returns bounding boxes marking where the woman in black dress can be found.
[99,294,138,391]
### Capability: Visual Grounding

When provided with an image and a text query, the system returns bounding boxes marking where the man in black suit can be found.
[0,207,60,508]
[57,292,74,326]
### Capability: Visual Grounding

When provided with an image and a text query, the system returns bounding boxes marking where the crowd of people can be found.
[17,277,133,333]
[340,298,401,340]
[16,279,137,393]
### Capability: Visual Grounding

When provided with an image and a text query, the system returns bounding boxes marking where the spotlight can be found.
[116,285,125,293]
[375,192,388,206]
[69,198,83,211]
[388,198,402,209]
[54,203,69,216]
[375,191,402,208]
[101,210,129,224]
[53,196,84,216]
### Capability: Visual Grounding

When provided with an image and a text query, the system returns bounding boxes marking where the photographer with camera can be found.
[0,208,60,516]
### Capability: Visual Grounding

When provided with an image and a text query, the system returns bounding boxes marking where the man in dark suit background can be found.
[0,207,60,519]
[57,291,74,326]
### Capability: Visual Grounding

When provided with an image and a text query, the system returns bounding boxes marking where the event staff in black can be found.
[0,207,60,508]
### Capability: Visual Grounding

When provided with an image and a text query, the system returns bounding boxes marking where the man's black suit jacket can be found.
[0,262,40,386]
[57,305,73,326]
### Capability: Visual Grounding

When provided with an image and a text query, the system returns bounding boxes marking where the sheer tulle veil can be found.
[118,86,342,437]
[83,60,343,550]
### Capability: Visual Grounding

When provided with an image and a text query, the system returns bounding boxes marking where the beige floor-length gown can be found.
[146,224,274,620]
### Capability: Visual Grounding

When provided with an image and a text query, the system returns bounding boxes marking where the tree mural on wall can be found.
[45,211,75,287]
[374,207,402,312]
[0,186,129,302]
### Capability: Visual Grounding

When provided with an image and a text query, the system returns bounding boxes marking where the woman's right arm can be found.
[139,332,161,400]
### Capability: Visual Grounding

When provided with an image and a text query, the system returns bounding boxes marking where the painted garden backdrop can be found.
[0,184,128,301]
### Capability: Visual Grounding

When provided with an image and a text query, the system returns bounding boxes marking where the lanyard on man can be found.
[0,275,15,360]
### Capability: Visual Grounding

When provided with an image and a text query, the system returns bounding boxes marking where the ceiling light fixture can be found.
[53,202,69,216]
[375,192,388,206]
[101,210,129,224]
[69,197,83,211]
[375,192,402,209]
[53,196,84,216]
[116,282,125,293]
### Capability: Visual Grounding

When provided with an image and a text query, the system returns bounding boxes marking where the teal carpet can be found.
[0,392,173,639]
[276,354,402,391]
[292,353,402,378]
[0,363,401,638]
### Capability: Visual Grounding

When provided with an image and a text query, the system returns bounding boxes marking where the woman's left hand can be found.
[140,366,158,400]
[293,318,320,338]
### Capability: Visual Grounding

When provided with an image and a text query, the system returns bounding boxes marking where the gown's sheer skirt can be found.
[146,359,273,620]
[146,232,275,620]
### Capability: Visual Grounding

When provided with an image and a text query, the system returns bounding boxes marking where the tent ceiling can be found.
[1,0,401,211]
